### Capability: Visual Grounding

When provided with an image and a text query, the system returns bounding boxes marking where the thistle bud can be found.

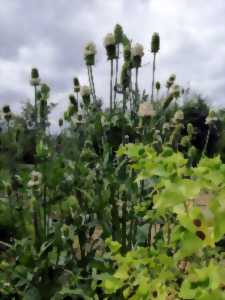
[59,118,63,127]
[68,105,76,117]
[114,24,124,44]
[80,85,91,107]
[104,33,116,60]
[151,32,160,53]
[120,62,130,89]
[41,83,50,96]
[84,42,97,66]
[123,45,131,62]
[30,68,41,86]
[131,43,144,68]
[155,81,161,90]
[166,74,176,89]
[3,105,10,114]
[73,77,80,93]
[68,95,78,112]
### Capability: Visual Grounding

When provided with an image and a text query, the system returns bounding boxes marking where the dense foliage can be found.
[0,25,225,299]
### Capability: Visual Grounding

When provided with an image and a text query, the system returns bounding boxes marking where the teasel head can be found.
[68,94,78,112]
[68,105,76,117]
[30,68,41,86]
[103,33,116,60]
[73,77,80,93]
[58,118,63,127]
[173,110,184,123]
[84,42,97,66]
[156,81,161,91]
[151,32,160,53]
[114,24,124,44]
[172,84,180,99]
[131,43,144,68]
[120,61,130,90]
[80,85,91,107]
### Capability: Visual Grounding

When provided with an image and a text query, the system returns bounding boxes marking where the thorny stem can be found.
[151,53,156,103]
[90,66,97,103]
[202,126,211,158]
[135,67,139,112]
[110,59,114,113]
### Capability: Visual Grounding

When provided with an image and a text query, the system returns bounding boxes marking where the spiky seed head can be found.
[80,85,91,107]
[151,32,160,53]
[205,110,218,125]
[114,24,124,44]
[103,33,115,47]
[155,81,161,90]
[73,77,80,86]
[169,74,176,82]
[69,94,76,105]
[173,110,184,122]
[3,105,10,113]
[173,84,180,98]
[131,43,144,57]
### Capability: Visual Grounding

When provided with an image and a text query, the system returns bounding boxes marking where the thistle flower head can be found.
[155,81,161,90]
[173,110,184,122]
[80,85,91,107]
[41,83,50,96]
[104,33,116,60]
[151,32,160,53]
[205,110,217,125]
[138,102,156,117]
[84,42,97,56]
[27,171,42,188]
[114,24,124,44]
[80,85,91,97]
[104,33,115,47]
[131,43,144,57]
[84,42,97,66]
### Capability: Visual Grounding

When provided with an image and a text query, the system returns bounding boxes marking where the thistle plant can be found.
[151,32,160,102]
[114,24,124,106]
[84,42,97,103]
[30,68,41,128]
[131,43,144,111]
[80,85,91,109]
[104,33,116,112]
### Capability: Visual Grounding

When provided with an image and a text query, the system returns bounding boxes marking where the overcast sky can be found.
[0,0,225,128]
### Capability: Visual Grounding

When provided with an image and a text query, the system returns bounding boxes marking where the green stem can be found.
[151,53,156,103]
[110,59,114,113]
[90,66,97,103]
[202,126,211,158]
[121,192,127,254]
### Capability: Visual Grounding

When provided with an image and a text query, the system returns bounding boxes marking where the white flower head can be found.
[84,42,97,56]
[173,110,184,122]
[205,110,218,125]
[103,33,115,47]
[80,85,91,97]
[138,102,156,117]
[131,43,144,57]
[28,171,42,188]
